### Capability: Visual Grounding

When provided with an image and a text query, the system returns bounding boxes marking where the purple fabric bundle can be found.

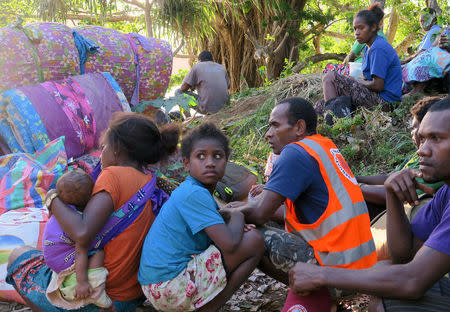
[4,72,129,159]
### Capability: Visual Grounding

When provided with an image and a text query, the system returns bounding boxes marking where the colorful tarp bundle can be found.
[0,72,130,159]
[0,137,66,303]
[0,22,172,104]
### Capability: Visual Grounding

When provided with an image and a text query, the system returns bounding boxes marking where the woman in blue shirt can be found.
[320,3,402,114]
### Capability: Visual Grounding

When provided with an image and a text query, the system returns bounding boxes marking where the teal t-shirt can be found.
[351,31,387,63]
[138,176,224,285]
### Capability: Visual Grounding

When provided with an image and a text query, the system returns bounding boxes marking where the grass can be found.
[215,74,422,177]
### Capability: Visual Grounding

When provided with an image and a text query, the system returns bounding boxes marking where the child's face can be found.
[183,138,227,189]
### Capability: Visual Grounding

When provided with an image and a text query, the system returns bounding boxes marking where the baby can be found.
[56,169,94,209]
[43,169,112,309]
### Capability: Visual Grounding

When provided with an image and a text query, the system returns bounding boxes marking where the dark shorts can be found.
[260,225,317,272]
[383,276,450,311]
[260,226,351,299]
[6,249,144,312]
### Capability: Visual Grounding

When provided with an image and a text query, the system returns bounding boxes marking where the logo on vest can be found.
[330,149,357,185]
[287,304,308,312]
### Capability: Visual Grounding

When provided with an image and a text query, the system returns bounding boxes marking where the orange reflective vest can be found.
[285,134,376,269]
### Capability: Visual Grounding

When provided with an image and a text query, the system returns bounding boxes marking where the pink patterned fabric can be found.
[0,23,172,103]
[130,36,173,101]
[41,78,96,152]
[0,27,40,91]
[142,245,227,311]
[75,26,137,102]
[24,23,80,82]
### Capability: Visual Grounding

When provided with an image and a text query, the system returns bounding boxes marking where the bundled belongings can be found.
[0,72,129,158]
[0,22,172,105]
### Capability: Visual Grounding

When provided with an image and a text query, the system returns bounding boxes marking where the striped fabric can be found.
[0,137,67,212]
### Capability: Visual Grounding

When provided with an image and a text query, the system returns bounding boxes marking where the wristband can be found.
[45,192,58,208]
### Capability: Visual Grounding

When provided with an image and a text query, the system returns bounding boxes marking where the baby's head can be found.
[56,169,94,211]
[181,123,229,190]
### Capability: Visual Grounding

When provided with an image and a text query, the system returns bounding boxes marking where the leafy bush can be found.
[167,69,189,93]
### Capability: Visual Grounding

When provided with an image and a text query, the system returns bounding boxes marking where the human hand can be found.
[438,32,449,51]
[44,189,58,217]
[249,184,264,197]
[244,224,256,232]
[289,262,324,296]
[225,201,246,209]
[75,280,93,299]
[384,168,434,206]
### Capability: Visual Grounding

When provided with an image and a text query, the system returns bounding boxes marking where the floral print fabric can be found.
[402,47,450,93]
[41,78,96,153]
[25,23,80,82]
[0,27,40,92]
[0,72,129,158]
[0,23,172,104]
[141,245,227,312]
[75,26,136,102]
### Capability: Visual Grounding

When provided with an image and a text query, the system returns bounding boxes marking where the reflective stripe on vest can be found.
[286,201,368,242]
[318,239,376,266]
[285,137,375,267]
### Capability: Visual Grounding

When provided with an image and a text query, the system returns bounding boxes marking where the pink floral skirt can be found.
[141,245,227,311]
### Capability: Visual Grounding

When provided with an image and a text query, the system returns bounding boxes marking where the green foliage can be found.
[168,69,189,93]
[133,93,197,117]
[0,0,37,27]
[280,58,295,78]
[257,66,272,86]
[224,74,418,177]
[318,103,415,176]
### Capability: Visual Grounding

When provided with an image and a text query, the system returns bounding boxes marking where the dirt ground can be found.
[0,269,370,312]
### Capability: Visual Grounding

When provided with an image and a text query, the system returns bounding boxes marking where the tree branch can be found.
[292,53,346,73]
[244,29,263,50]
[273,31,289,55]
[172,38,185,56]
[122,0,145,10]
[65,13,142,22]
[323,31,354,40]
[395,32,417,55]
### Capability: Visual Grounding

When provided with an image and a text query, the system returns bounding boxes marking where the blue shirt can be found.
[138,176,225,285]
[264,143,328,224]
[362,36,402,102]
[412,184,450,255]
[418,25,442,51]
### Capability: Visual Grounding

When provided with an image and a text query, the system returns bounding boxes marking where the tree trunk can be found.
[145,0,153,38]
[395,32,417,55]
[385,8,398,44]
[313,25,324,55]
[292,53,346,73]
[426,0,442,14]
[324,31,354,40]
[198,1,307,92]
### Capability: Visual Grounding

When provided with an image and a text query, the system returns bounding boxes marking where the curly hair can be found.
[198,50,213,62]
[181,123,230,159]
[277,97,317,135]
[410,96,442,122]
